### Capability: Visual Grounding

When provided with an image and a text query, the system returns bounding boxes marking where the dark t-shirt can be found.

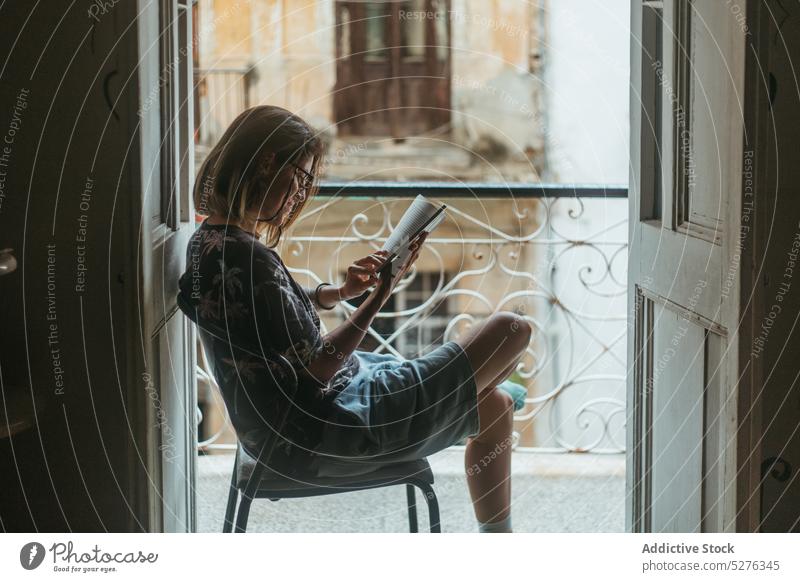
[177,221,360,459]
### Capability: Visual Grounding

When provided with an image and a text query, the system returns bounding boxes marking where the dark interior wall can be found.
[755,3,800,533]
[0,2,149,531]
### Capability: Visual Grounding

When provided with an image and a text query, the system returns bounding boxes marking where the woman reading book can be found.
[178,106,531,533]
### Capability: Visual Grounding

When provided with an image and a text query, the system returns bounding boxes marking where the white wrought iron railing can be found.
[196,182,628,454]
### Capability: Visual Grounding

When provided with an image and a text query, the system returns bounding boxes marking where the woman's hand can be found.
[339,250,393,300]
[368,232,428,309]
[307,233,428,384]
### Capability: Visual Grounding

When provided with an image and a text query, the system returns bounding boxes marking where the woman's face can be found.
[252,155,313,226]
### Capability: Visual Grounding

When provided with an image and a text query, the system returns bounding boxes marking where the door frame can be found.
[132,0,198,532]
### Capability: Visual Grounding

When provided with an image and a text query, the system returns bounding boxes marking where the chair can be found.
[176,291,442,533]
[225,439,442,533]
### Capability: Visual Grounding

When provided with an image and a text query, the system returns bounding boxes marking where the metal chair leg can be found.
[223,488,239,533]
[413,480,441,533]
[234,495,253,533]
[406,484,418,533]
[223,468,239,533]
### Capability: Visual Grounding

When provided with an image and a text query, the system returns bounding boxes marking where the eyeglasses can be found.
[289,161,314,197]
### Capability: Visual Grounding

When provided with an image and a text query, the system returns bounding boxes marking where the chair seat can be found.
[235,446,434,495]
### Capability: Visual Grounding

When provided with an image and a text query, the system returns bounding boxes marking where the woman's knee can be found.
[486,311,532,354]
[456,312,532,393]
[476,386,515,439]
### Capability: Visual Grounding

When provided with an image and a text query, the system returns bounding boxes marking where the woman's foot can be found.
[477,514,513,533]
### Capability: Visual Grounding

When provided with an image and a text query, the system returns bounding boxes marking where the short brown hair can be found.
[194,105,324,247]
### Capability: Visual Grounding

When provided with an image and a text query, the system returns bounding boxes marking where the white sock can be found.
[477,514,512,533]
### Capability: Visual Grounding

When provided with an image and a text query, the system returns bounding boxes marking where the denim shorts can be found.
[305,341,480,478]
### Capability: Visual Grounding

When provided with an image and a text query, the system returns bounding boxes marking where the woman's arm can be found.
[300,290,383,384]
[303,251,397,310]
[303,284,347,310]
[301,233,427,386]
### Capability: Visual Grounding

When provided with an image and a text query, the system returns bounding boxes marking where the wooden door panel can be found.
[671,1,733,243]
[628,0,746,532]
[632,288,729,532]
[650,303,705,532]
[637,224,722,325]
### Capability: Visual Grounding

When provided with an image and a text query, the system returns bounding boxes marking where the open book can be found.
[380,195,447,277]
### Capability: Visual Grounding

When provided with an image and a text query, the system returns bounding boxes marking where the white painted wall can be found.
[544,0,630,184]
[534,0,630,450]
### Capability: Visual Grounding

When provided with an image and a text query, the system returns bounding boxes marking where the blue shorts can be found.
[305,341,480,477]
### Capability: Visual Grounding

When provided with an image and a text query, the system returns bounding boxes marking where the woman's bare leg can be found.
[468,357,525,523]
[455,312,532,526]
[464,387,515,523]
[455,312,531,395]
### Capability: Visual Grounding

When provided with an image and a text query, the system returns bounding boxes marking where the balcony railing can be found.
[196,183,628,455]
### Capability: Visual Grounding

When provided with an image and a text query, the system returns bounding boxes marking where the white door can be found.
[137,0,198,532]
[627,0,747,532]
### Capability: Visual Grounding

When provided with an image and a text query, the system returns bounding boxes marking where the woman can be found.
[178,106,531,533]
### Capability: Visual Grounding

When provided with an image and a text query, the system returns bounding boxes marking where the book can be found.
[379,194,447,277]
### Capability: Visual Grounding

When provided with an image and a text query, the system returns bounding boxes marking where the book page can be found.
[381,195,445,254]
[380,195,446,277]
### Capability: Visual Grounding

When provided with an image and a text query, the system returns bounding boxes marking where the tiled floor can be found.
[196,448,625,533]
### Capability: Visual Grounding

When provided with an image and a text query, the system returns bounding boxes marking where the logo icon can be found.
[20,542,46,570]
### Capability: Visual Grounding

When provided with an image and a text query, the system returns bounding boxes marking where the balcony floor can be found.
[196,449,625,533]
